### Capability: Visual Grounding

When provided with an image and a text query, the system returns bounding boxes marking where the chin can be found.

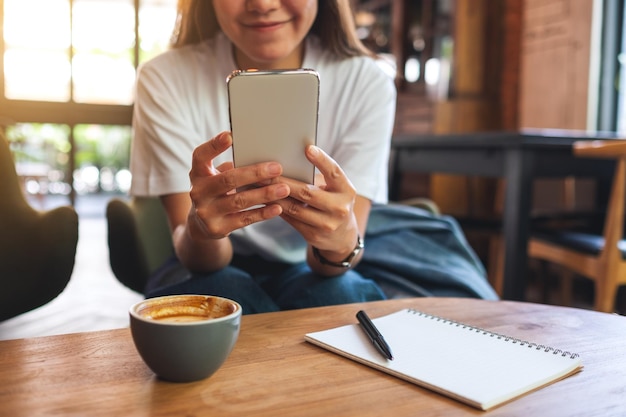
[243,45,301,69]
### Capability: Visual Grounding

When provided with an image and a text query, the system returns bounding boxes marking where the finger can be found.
[190,132,232,177]
[276,177,322,209]
[274,193,327,230]
[192,153,284,200]
[279,209,317,237]
[192,181,288,237]
[216,182,290,213]
[306,145,352,192]
[198,202,284,239]
[211,161,283,196]
[229,203,284,230]
[216,161,234,172]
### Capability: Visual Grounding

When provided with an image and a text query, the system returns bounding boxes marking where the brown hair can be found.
[171,0,374,58]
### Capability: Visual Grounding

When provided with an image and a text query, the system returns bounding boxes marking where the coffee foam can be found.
[154,314,209,323]
[137,296,237,322]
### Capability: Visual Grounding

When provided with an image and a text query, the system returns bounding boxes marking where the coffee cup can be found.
[129,294,242,382]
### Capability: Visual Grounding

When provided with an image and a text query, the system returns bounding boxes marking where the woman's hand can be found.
[187,131,291,240]
[164,131,291,273]
[275,145,371,275]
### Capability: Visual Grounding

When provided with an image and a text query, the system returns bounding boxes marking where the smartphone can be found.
[227,69,319,184]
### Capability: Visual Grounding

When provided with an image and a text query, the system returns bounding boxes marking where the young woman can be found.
[129,0,397,313]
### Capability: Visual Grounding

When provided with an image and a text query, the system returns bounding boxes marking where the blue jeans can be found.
[145,255,386,314]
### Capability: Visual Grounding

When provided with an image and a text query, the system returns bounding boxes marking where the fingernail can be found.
[218,132,232,145]
[267,204,282,217]
[268,163,281,175]
[308,146,320,156]
[276,184,289,198]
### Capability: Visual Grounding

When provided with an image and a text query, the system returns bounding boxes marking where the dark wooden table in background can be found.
[389,129,617,300]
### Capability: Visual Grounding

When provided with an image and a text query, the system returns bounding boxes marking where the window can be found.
[71,0,137,105]
[614,2,626,133]
[1,0,177,205]
[3,0,71,102]
[597,1,626,132]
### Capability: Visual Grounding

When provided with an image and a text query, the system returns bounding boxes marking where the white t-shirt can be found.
[130,32,397,263]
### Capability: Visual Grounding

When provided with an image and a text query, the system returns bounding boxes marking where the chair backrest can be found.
[0,135,78,321]
[106,196,173,293]
[573,140,626,261]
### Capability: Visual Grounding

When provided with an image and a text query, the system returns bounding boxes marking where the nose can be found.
[246,0,280,14]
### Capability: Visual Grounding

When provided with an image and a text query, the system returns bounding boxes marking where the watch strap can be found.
[312,235,364,268]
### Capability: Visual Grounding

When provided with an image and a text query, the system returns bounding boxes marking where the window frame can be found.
[0,0,141,126]
[0,0,151,203]
[597,0,625,131]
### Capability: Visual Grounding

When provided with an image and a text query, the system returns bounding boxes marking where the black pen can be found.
[356,310,394,361]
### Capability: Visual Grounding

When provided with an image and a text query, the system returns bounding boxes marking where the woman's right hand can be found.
[187,131,290,240]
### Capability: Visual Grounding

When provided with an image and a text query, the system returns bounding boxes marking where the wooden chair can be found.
[528,140,626,313]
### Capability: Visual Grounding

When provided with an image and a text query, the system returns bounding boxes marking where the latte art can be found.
[136,295,237,322]
[155,314,209,323]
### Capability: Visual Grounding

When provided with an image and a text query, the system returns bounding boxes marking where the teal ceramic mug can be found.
[129,294,242,382]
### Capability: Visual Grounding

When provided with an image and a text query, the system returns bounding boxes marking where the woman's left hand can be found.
[275,145,370,273]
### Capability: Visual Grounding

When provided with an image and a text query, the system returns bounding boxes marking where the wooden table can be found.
[1,298,625,417]
[389,129,618,301]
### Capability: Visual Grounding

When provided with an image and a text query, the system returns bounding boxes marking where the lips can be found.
[243,19,291,31]
[246,21,282,28]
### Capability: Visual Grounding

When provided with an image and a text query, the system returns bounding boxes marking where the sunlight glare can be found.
[3,0,177,103]
[72,0,135,52]
[4,0,70,48]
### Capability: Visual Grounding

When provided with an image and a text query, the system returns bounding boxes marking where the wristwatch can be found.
[312,235,364,268]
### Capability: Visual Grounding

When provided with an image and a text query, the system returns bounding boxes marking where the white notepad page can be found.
[305,309,583,410]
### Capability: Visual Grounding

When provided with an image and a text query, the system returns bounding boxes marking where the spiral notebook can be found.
[305,309,583,411]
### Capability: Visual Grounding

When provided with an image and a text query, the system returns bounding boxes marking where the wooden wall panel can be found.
[519,0,595,212]
[519,0,594,129]
[452,0,489,96]
[431,98,497,216]
[429,0,501,216]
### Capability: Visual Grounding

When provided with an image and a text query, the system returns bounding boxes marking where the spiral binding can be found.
[407,309,580,359]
